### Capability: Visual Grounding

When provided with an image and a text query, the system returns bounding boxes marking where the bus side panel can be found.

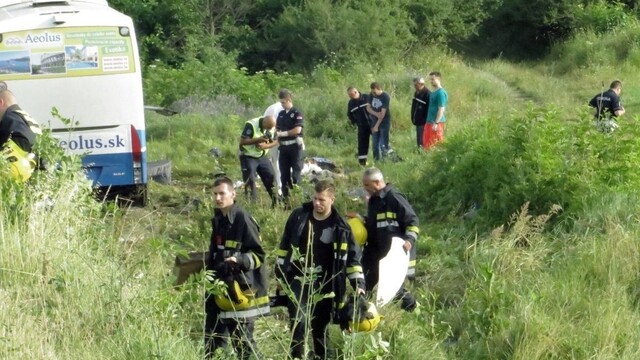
[82,152,134,187]
[52,126,146,187]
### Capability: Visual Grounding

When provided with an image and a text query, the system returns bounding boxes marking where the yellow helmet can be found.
[347,217,367,246]
[350,302,382,332]
[2,140,36,182]
[214,281,252,311]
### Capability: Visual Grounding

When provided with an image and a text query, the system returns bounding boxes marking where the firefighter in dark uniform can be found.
[204,176,270,359]
[239,115,278,205]
[275,89,304,199]
[275,179,366,359]
[347,86,371,166]
[349,167,419,312]
[411,77,431,148]
[0,89,41,181]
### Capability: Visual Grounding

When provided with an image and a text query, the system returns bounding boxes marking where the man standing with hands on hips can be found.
[423,71,448,150]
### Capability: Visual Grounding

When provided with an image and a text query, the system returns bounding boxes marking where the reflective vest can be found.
[15,110,42,136]
[240,117,269,158]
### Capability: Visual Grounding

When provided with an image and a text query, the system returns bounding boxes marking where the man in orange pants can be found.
[422,71,448,150]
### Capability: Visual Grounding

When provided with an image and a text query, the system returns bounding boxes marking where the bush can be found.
[405,103,640,231]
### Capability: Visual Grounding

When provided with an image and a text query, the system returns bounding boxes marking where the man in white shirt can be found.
[264,91,285,196]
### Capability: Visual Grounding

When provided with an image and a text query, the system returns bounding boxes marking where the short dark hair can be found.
[278,88,292,100]
[213,176,234,189]
[610,80,622,89]
[314,179,336,195]
[347,85,357,93]
[370,82,382,90]
[429,71,442,79]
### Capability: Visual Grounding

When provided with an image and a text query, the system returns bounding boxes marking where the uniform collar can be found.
[214,202,240,224]
[377,183,393,199]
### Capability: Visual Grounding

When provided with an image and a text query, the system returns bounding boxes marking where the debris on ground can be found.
[302,157,345,182]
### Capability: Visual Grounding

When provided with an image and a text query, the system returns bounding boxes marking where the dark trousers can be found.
[357,124,371,165]
[204,295,261,360]
[362,245,416,312]
[287,279,334,360]
[278,143,303,198]
[415,124,425,147]
[240,155,276,203]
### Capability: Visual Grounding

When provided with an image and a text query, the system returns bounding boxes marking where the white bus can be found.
[0,0,147,204]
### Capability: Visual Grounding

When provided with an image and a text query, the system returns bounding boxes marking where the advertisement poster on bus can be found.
[0,26,135,79]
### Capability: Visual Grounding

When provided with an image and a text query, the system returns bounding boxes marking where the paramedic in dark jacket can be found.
[411,77,430,148]
[204,176,270,360]
[350,167,419,312]
[275,89,304,200]
[347,86,371,166]
[275,179,365,359]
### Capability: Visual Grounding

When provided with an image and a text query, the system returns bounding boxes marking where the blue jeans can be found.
[371,119,390,160]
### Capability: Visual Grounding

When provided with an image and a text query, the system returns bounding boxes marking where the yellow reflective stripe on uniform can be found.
[406,226,420,233]
[225,240,238,249]
[332,242,348,251]
[408,260,416,267]
[346,265,363,274]
[14,110,42,135]
[251,252,261,268]
[376,212,397,220]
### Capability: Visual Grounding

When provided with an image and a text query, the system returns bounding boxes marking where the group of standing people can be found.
[347,71,449,166]
[204,167,420,359]
[209,77,454,358]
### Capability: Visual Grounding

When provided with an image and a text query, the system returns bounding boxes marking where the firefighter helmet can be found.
[350,301,382,332]
[214,281,252,311]
[347,217,367,246]
[2,140,36,182]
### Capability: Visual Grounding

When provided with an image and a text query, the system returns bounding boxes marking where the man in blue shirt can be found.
[423,72,448,150]
[366,82,391,161]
